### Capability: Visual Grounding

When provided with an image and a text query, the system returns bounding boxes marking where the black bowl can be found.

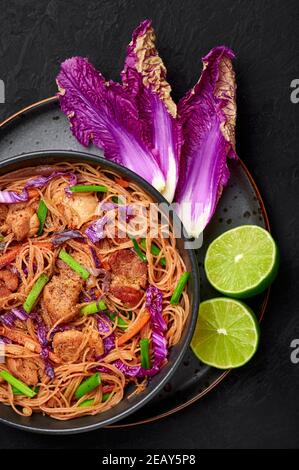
[0,150,200,434]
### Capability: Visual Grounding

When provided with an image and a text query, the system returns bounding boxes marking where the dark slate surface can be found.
[0,0,298,449]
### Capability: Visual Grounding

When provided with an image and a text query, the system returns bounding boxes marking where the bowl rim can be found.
[0,149,200,434]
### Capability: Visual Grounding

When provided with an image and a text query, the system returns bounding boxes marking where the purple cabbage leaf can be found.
[121,19,182,202]
[175,46,237,238]
[56,57,165,193]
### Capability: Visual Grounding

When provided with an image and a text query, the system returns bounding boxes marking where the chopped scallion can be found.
[131,237,147,263]
[69,185,108,193]
[140,239,166,267]
[140,338,150,369]
[0,370,37,398]
[80,300,107,315]
[170,272,191,305]
[58,249,90,280]
[37,199,48,236]
[75,372,101,399]
[23,273,49,313]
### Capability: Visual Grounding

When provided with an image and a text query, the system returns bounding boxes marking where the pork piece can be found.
[52,188,98,228]
[109,249,147,307]
[5,203,39,241]
[41,269,82,327]
[0,268,19,297]
[52,329,103,362]
[6,357,39,386]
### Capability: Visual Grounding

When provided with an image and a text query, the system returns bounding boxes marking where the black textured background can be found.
[0,0,298,449]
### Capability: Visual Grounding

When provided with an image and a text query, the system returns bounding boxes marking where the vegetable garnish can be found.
[57,57,166,193]
[111,196,124,204]
[37,199,48,236]
[85,215,109,243]
[131,237,147,263]
[52,230,84,246]
[170,272,191,305]
[140,239,166,267]
[118,312,151,346]
[102,393,111,402]
[78,398,94,408]
[75,372,101,399]
[23,273,49,313]
[121,19,182,202]
[81,300,107,315]
[58,249,90,280]
[78,392,111,407]
[0,370,37,398]
[106,312,128,330]
[69,184,108,193]
[140,338,151,369]
[0,247,20,269]
[175,46,237,238]
[12,386,39,396]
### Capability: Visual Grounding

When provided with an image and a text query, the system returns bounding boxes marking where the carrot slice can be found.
[0,247,20,268]
[115,177,129,188]
[117,311,150,346]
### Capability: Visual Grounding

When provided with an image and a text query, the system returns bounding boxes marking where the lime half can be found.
[204,225,279,298]
[191,298,259,369]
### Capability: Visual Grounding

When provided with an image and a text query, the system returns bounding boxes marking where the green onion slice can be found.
[0,370,37,398]
[170,272,191,305]
[140,239,166,267]
[37,199,48,236]
[80,300,107,316]
[78,392,111,407]
[12,386,39,396]
[69,185,108,193]
[111,196,124,204]
[107,312,128,330]
[75,372,101,399]
[140,338,150,369]
[131,237,147,263]
[58,249,90,280]
[23,273,49,313]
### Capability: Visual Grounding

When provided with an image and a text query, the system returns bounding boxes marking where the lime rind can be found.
[191,298,260,369]
[204,225,279,298]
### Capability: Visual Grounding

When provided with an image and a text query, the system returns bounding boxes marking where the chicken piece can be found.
[52,187,98,228]
[87,330,104,358]
[6,357,39,386]
[41,271,82,327]
[52,330,84,362]
[0,268,19,297]
[5,203,39,241]
[52,329,103,362]
[109,249,148,307]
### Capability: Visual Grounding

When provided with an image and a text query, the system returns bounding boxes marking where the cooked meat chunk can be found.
[52,329,103,362]
[0,268,19,297]
[6,357,39,386]
[5,203,39,241]
[109,249,147,307]
[52,330,84,362]
[41,270,82,327]
[52,187,98,228]
[87,330,104,358]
